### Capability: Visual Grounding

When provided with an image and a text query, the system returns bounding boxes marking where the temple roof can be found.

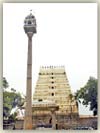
[25,13,35,19]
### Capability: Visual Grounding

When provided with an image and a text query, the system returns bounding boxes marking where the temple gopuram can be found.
[32,66,79,129]
[9,66,97,130]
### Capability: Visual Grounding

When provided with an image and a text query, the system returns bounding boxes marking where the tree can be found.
[75,77,97,116]
[68,94,74,118]
[11,88,16,93]
[3,77,9,90]
[3,91,23,119]
[3,77,24,120]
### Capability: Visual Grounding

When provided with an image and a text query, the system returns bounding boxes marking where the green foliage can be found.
[3,77,24,120]
[75,77,97,116]
[68,94,74,102]
[3,91,23,119]
[3,77,9,90]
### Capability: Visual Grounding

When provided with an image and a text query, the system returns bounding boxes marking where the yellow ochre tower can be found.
[32,66,79,129]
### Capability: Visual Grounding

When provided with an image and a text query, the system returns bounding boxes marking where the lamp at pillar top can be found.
[24,13,37,34]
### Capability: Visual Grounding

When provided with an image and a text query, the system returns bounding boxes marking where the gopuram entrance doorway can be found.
[32,100,59,129]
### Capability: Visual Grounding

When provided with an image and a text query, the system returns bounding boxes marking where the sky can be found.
[3,3,97,115]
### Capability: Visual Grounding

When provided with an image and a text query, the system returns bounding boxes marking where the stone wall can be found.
[78,116,98,129]
[5,115,97,130]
